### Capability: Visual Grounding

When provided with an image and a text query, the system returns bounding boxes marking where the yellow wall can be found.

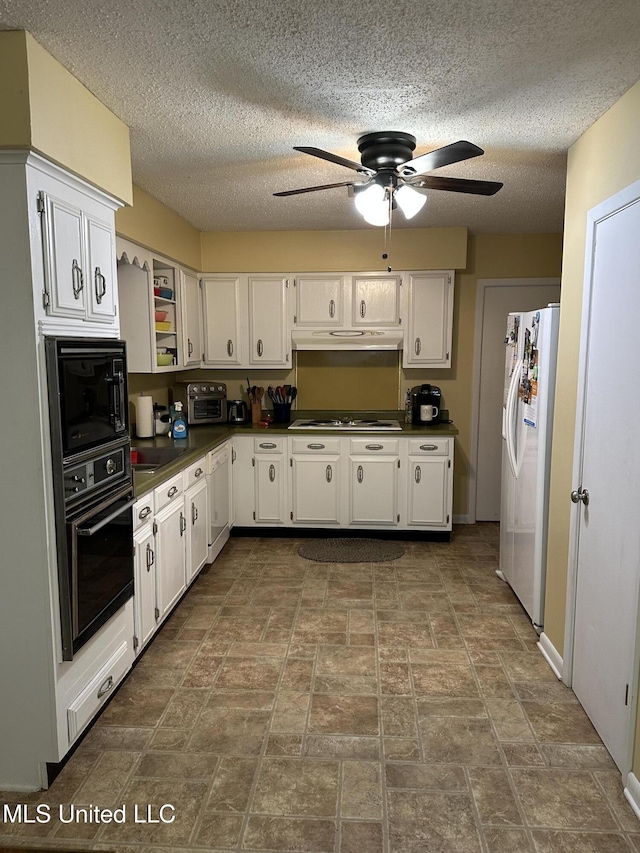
[116,185,202,271]
[0,31,132,203]
[542,81,640,773]
[0,31,31,148]
[201,227,468,273]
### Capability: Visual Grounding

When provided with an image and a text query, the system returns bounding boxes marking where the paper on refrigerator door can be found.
[504,314,520,406]
[520,311,540,428]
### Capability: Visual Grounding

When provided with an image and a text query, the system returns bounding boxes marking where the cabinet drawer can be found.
[350,438,399,455]
[133,493,154,531]
[67,640,130,743]
[184,455,207,488]
[291,437,341,454]
[254,437,285,454]
[154,471,184,511]
[408,438,451,456]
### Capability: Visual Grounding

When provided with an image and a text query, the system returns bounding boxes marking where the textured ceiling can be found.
[2,0,640,234]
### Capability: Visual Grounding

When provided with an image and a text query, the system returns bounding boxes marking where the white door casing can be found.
[565,180,640,774]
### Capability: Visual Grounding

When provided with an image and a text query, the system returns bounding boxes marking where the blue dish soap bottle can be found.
[171,401,188,440]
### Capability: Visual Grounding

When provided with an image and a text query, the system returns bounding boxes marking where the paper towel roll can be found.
[135,394,154,438]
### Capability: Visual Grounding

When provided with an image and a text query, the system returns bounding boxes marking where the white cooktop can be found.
[289,419,402,431]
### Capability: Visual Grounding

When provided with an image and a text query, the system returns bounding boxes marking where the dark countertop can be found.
[132,411,458,496]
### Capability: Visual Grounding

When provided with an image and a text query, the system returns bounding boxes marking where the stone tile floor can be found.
[2,523,639,852]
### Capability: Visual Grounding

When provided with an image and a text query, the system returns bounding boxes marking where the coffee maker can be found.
[411,384,442,425]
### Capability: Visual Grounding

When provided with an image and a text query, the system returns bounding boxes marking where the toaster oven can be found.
[171,382,227,425]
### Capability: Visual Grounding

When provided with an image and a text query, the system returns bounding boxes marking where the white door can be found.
[155,500,186,620]
[473,280,560,521]
[292,456,341,524]
[403,271,453,367]
[569,187,640,772]
[407,457,449,527]
[254,456,287,524]
[201,276,244,366]
[349,457,398,525]
[43,194,86,318]
[351,275,401,326]
[180,270,202,367]
[248,276,289,366]
[295,275,344,326]
[85,215,116,323]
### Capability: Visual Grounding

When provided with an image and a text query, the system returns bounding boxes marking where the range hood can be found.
[292,330,404,351]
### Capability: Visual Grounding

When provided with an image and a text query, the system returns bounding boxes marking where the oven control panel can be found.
[64,446,128,502]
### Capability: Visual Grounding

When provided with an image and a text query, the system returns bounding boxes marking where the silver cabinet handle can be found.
[308,443,326,450]
[326,465,332,483]
[357,464,363,483]
[415,337,421,355]
[257,339,264,357]
[138,505,152,520]
[571,487,590,506]
[97,676,114,699]
[360,299,366,318]
[146,542,154,572]
[329,299,335,318]
[420,444,438,451]
[192,501,198,524]
[188,339,193,357]
[195,467,204,478]
[94,266,107,304]
[167,485,179,498]
[365,444,384,451]
[227,339,234,357]
[72,259,84,298]
[269,464,276,482]
[415,465,422,483]
[259,442,277,449]
[180,512,186,535]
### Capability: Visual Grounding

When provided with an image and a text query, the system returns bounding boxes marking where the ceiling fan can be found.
[274,131,503,225]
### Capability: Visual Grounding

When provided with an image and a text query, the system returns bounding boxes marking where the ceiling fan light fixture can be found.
[354,183,389,226]
[395,184,427,219]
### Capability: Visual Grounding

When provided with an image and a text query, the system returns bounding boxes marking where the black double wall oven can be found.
[46,337,134,660]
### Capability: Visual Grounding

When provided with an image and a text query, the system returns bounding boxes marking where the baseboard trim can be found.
[452,514,470,525]
[624,772,640,822]
[537,632,563,680]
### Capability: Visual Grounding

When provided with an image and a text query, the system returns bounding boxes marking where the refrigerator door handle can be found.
[505,358,522,479]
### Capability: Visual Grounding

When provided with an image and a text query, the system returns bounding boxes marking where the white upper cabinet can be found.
[293,274,344,326]
[351,274,402,327]
[40,189,118,328]
[179,269,202,367]
[403,271,454,368]
[201,275,246,366]
[248,275,290,366]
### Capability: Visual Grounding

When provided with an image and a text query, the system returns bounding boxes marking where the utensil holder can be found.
[251,402,262,424]
[272,402,291,423]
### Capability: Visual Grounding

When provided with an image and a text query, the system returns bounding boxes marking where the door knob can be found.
[571,487,590,506]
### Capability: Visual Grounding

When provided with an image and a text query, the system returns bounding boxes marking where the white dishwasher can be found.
[207,441,232,563]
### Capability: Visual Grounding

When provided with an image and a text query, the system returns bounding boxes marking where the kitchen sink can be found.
[131,446,190,471]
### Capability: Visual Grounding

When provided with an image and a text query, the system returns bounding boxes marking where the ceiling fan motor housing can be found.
[357,132,417,171]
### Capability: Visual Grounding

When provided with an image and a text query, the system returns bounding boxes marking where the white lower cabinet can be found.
[232,433,453,531]
[348,439,399,526]
[132,495,156,654]
[186,476,209,583]
[406,439,453,527]
[291,438,341,525]
[154,495,187,621]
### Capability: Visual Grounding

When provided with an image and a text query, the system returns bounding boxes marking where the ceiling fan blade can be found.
[398,141,484,177]
[408,175,503,196]
[293,146,375,175]
[273,180,361,197]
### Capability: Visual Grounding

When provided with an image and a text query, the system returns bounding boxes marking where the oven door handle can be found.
[77,497,137,536]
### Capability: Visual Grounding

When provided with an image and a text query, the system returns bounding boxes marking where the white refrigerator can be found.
[498,304,560,629]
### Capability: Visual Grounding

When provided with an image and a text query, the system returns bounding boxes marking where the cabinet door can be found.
[407,457,450,527]
[294,275,344,326]
[155,500,186,620]
[86,214,116,323]
[248,276,290,365]
[186,478,209,583]
[292,456,341,524]
[254,456,287,524]
[404,271,454,367]
[42,193,86,318]
[180,270,202,367]
[133,524,156,652]
[201,276,245,365]
[349,457,398,525]
[351,275,401,327]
